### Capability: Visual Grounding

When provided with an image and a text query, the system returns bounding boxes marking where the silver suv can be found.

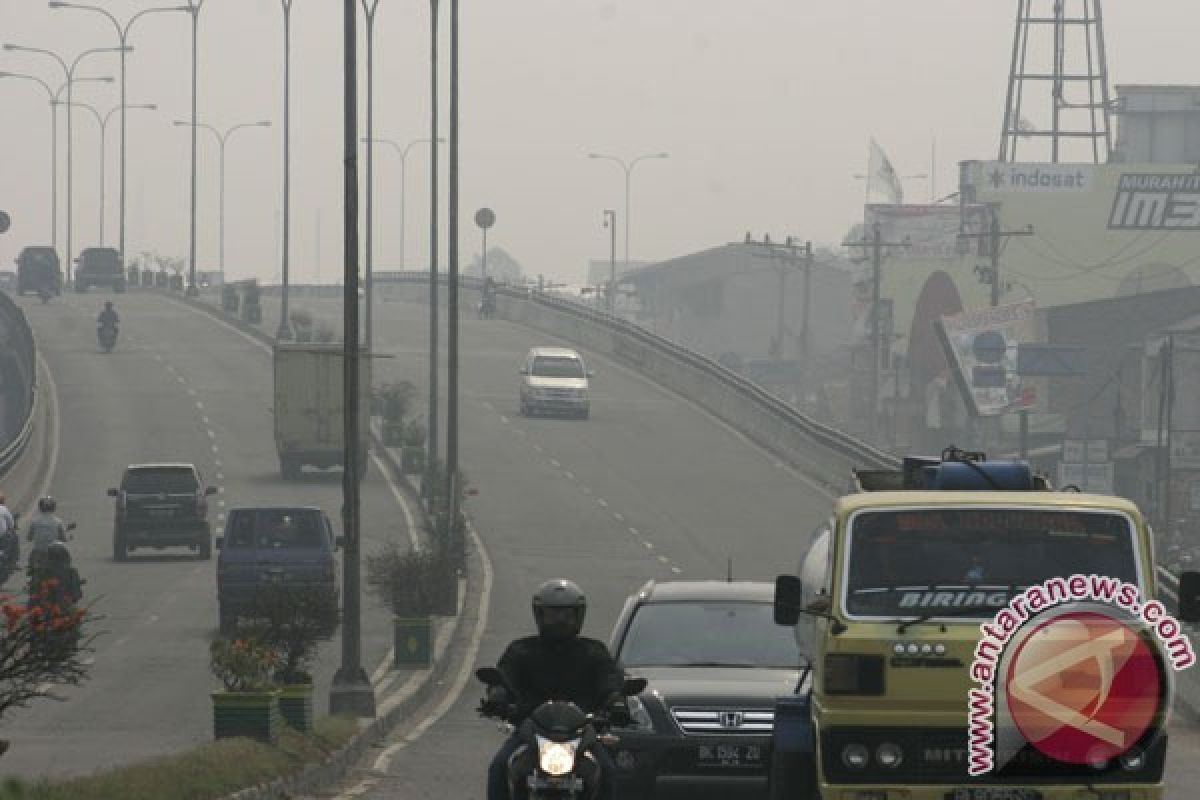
[518,346,592,419]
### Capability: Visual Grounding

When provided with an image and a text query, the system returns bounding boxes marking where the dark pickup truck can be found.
[109,463,217,561]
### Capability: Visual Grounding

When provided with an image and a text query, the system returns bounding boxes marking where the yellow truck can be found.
[770,448,1200,800]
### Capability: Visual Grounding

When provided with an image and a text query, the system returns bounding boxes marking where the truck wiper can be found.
[894,604,996,634]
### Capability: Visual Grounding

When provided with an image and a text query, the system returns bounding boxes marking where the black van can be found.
[75,247,125,293]
[15,246,63,296]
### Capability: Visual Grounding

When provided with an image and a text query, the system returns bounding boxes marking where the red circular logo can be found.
[1004,610,1163,765]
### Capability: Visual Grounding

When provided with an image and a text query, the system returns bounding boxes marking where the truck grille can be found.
[670,707,774,736]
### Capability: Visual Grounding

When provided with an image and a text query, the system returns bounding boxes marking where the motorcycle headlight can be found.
[536,735,579,776]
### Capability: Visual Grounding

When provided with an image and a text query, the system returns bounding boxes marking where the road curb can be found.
[149,289,484,800]
[3,352,58,518]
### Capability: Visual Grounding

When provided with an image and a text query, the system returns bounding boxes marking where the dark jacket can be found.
[496,635,623,723]
[97,309,119,328]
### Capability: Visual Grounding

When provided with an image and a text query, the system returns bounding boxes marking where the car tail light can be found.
[824,654,885,695]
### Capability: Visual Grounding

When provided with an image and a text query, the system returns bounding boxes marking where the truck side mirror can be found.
[1180,571,1200,623]
[775,575,803,626]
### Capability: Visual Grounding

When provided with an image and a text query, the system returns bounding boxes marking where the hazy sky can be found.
[0,2,1194,286]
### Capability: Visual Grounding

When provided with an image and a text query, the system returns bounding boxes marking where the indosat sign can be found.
[981,162,1091,192]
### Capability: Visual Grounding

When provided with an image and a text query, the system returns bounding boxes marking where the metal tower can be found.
[999,0,1113,163]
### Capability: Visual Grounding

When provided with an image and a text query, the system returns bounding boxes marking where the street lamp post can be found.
[0,72,110,258]
[174,120,271,283]
[426,0,441,500]
[361,0,381,353]
[48,2,189,273]
[277,0,295,340]
[361,137,443,270]
[587,151,668,280]
[602,209,616,313]
[183,0,206,297]
[66,101,156,244]
[4,43,128,283]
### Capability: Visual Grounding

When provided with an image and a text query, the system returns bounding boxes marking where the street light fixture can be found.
[174,119,271,283]
[0,72,110,256]
[277,0,296,339]
[360,136,444,269]
[47,2,189,273]
[4,43,129,282]
[587,151,669,281]
[64,100,155,243]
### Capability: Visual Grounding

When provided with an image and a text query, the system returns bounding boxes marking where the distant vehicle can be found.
[97,320,118,352]
[607,580,805,799]
[273,343,370,480]
[216,506,342,634]
[74,247,125,293]
[519,346,592,419]
[108,463,217,561]
[14,246,62,296]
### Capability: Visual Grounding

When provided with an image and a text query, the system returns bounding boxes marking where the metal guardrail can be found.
[0,291,37,477]
[372,270,900,472]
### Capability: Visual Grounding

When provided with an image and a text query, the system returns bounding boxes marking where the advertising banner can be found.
[935,299,1037,417]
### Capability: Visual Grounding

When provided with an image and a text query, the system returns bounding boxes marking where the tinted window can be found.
[82,249,120,270]
[225,510,326,550]
[618,601,801,668]
[532,356,584,378]
[844,509,1139,617]
[123,468,199,494]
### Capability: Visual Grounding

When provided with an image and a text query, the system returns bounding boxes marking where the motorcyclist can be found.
[26,496,68,576]
[484,579,625,800]
[97,301,119,332]
[38,541,83,607]
[0,492,17,576]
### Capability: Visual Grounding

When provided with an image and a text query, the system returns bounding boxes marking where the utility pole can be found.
[603,210,616,313]
[958,205,1034,453]
[740,235,814,364]
[843,224,910,443]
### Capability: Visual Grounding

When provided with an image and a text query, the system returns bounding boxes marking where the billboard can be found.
[865,204,989,262]
[934,299,1037,417]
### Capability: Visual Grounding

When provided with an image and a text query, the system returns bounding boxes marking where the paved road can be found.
[0,291,417,780]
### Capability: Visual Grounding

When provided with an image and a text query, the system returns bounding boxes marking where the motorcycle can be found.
[97,322,118,353]
[0,514,20,585]
[478,293,497,320]
[476,666,646,799]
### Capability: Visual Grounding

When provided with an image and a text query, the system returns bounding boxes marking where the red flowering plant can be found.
[209,635,281,693]
[0,580,96,724]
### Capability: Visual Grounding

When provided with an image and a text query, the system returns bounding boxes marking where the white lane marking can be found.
[154,354,163,362]
[550,459,561,468]
[657,555,669,564]
[629,527,639,536]
[564,471,575,481]
[214,459,222,468]
[176,375,185,384]
[202,417,211,425]
[643,541,655,550]
[207,430,216,439]
[188,388,197,396]
[217,500,226,508]
[532,444,543,453]
[216,472,224,481]
[147,615,160,625]
[581,486,592,495]
[613,512,624,522]
[211,445,219,453]
[671,566,683,574]
[196,401,204,410]
[597,498,608,508]
[29,353,62,518]
[370,453,420,552]
[499,415,509,424]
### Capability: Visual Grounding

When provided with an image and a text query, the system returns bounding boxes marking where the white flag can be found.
[868,138,903,205]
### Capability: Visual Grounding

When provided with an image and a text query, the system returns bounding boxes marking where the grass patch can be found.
[0,715,360,800]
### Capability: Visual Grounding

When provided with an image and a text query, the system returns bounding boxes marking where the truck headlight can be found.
[841,743,869,769]
[876,742,903,768]
[537,735,579,776]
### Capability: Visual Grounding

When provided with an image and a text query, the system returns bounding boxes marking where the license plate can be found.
[696,743,764,768]
[149,510,174,517]
[947,790,1043,800]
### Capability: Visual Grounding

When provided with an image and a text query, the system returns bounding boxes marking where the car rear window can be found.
[123,467,199,494]
[225,510,326,550]
[83,249,120,269]
[618,601,801,669]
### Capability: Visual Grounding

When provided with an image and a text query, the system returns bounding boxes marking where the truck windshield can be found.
[532,356,584,378]
[842,508,1139,618]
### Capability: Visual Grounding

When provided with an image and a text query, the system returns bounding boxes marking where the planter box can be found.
[394,616,432,668]
[383,420,405,446]
[401,446,426,474]
[211,690,281,743]
[277,683,314,732]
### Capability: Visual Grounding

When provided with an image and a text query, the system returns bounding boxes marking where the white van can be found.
[519,346,592,419]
